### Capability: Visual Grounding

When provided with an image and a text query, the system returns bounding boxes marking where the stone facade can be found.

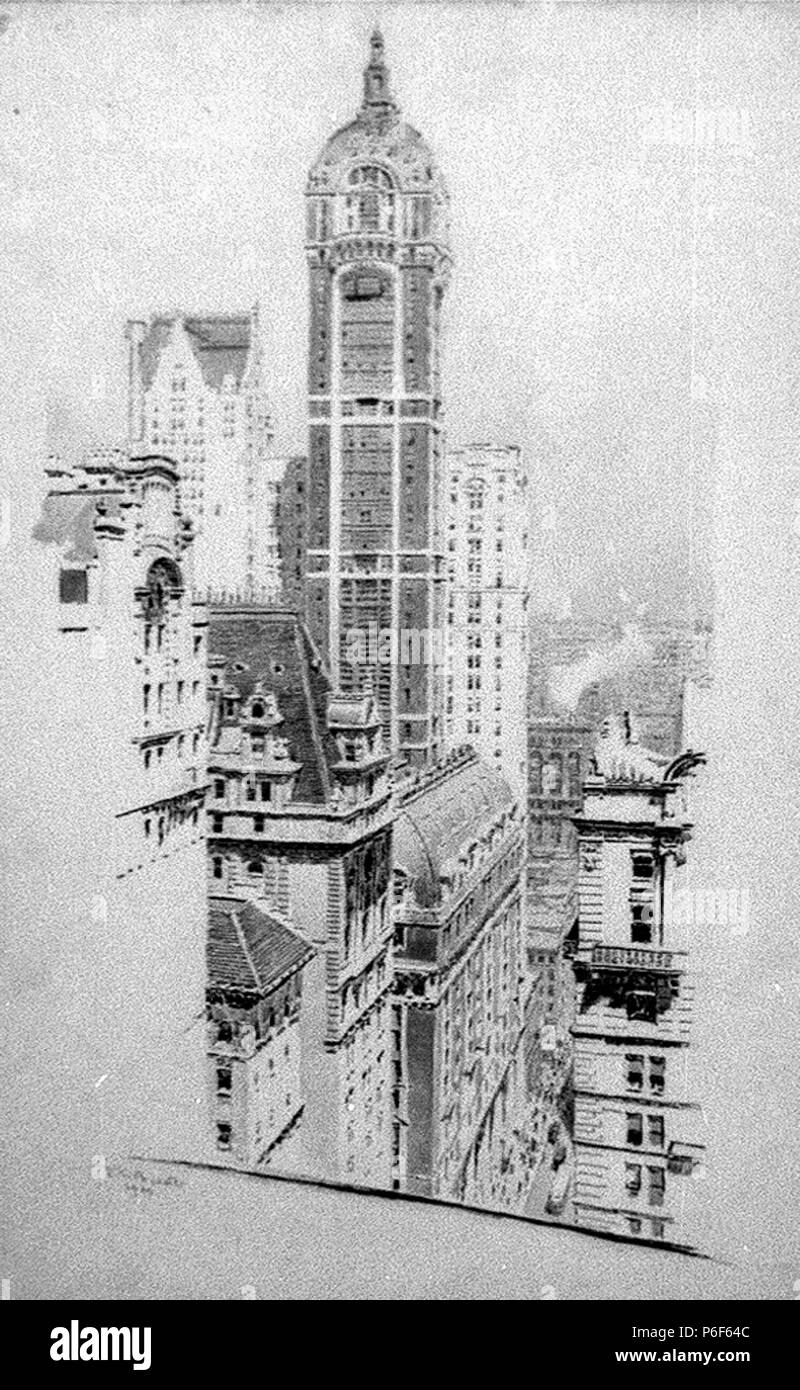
[571,716,706,1246]
[207,896,314,1167]
[206,605,395,1187]
[392,749,538,1210]
[30,449,210,1164]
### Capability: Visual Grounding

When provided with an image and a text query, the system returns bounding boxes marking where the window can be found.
[627,988,657,1024]
[625,1163,641,1195]
[216,1064,232,1097]
[627,1216,642,1235]
[650,1218,666,1240]
[212,856,223,880]
[252,701,265,719]
[247,860,264,877]
[648,1115,665,1148]
[648,1166,666,1207]
[260,781,272,802]
[216,1122,232,1151]
[631,900,653,944]
[650,1056,666,1094]
[626,1054,644,1090]
[216,1020,232,1044]
[214,779,225,800]
[59,568,88,604]
[254,815,265,833]
[626,1112,643,1147]
[632,853,653,880]
[212,815,223,834]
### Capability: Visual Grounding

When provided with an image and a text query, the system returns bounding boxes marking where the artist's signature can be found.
[117,1165,187,1199]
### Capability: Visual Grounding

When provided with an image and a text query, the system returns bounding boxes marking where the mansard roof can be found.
[208,607,338,805]
[208,896,314,998]
[394,748,518,908]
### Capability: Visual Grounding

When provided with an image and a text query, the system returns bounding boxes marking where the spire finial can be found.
[361,25,398,117]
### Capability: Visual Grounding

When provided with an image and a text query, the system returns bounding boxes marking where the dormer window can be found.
[252,701,265,719]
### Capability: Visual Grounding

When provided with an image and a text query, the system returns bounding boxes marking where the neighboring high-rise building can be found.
[205,605,395,1187]
[28,449,210,1164]
[570,715,706,1246]
[444,444,530,800]
[275,453,310,616]
[392,748,540,1211]
[207,895,314,1167]
[125,307,282,599]
[304,29,451,767]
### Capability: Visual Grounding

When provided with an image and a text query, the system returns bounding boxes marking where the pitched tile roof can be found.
[208,896,314,997]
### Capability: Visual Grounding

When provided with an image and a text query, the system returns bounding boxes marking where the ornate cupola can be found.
[361,27,399,118]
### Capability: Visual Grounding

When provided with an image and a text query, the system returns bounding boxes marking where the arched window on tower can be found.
[342,166,395,235]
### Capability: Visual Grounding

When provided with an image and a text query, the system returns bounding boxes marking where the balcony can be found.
[590,945,685,973]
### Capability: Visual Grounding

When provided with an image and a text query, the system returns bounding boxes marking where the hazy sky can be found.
[2,0,798,619]
[3,2,800,1292]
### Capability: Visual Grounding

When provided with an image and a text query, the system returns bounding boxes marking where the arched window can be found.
[251,701,265,719]
[342,165,395,234]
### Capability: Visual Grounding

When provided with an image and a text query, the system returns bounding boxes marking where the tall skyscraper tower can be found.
[305,30,451,769]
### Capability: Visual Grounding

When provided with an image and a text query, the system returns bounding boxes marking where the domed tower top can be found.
[306,28,449,210]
